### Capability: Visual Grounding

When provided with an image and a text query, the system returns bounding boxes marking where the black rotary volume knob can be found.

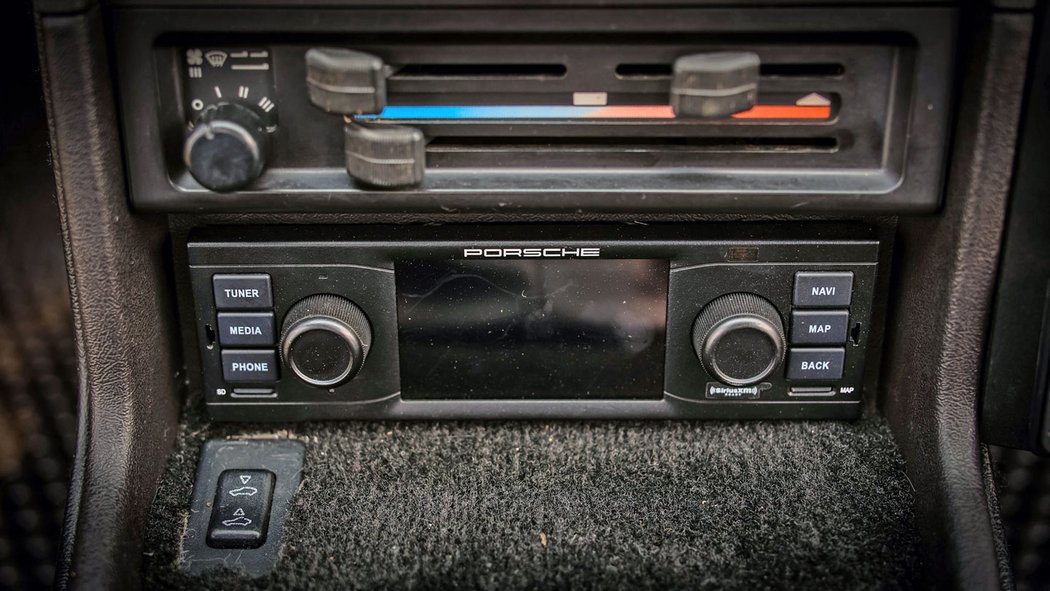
[280,295,373,387]
[184,103,269,192]
[692,293,785,386]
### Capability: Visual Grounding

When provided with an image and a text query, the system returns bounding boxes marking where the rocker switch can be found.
[206,469,275,549]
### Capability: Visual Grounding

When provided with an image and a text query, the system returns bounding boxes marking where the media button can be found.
[218,312,276,347]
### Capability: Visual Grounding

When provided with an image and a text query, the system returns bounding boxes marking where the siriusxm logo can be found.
[463,247,601,258]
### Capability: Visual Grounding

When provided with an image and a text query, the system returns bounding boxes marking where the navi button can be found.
[793,272,853,308]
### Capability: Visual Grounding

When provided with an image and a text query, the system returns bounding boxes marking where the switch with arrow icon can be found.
[221,508,253,527]
[207,469,275,549]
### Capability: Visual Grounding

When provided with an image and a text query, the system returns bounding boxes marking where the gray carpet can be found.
[143,417,918,589]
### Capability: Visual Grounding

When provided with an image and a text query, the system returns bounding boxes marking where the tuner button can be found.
[692,293,785,387]
[671,52,760,119]
[305,48,388,115]
[184,103,269,192]
[280,295,373,387]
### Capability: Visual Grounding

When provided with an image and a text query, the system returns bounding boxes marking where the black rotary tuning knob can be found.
[183,103,270,192]
[692,293,785,386]
[280,295,373,388]
[671,52,760,119]
[305,47,425,188]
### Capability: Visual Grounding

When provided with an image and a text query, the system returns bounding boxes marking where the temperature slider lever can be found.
[305,48,425,188]
[671,52,760,119]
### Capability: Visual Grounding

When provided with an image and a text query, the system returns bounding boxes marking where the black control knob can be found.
[184,103,269,192]
[692,293,785,386]
[280,295,373,387]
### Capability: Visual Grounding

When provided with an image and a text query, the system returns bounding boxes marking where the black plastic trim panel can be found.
[181,439,305,576]
[981,2,1050,454]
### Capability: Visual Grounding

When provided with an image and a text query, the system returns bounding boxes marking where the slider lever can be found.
[305,47,426,187]
[306,47,388,115]
[344,123,425,189]
[671,52,760,119]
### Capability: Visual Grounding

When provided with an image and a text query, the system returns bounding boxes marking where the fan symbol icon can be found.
[186,49,203,66]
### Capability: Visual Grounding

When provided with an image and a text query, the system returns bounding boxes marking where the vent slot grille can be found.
[425,135,839,168]
[615,62,845,79]
[614,63,673,78]
[761,63,845,78]
[428,136,837,152]
[391,63,568,79]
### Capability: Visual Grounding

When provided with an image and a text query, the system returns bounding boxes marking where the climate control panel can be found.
[113,6,954,213]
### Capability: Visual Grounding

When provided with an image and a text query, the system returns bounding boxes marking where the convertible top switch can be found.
[206,469,275,549]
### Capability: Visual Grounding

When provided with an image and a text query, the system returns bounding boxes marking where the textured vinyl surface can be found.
[144,416,918,590]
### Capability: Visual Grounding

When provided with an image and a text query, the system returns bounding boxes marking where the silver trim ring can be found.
[701,315,785,387]
[281,317,362,387]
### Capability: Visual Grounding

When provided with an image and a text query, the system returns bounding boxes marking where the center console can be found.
[34,0,1035,586]
[102,5,953,422]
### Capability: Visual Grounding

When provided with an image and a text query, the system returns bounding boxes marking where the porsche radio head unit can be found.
[187,225,880,422]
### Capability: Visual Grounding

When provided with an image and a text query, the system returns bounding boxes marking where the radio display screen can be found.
[395,259,668,400]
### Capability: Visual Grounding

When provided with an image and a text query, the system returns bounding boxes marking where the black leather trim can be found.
[882,11,1032,590]
[982,444,1015,590]
[36,5,181,590]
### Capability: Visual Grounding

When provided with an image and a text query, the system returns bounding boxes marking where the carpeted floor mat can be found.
[143,416,919,590]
